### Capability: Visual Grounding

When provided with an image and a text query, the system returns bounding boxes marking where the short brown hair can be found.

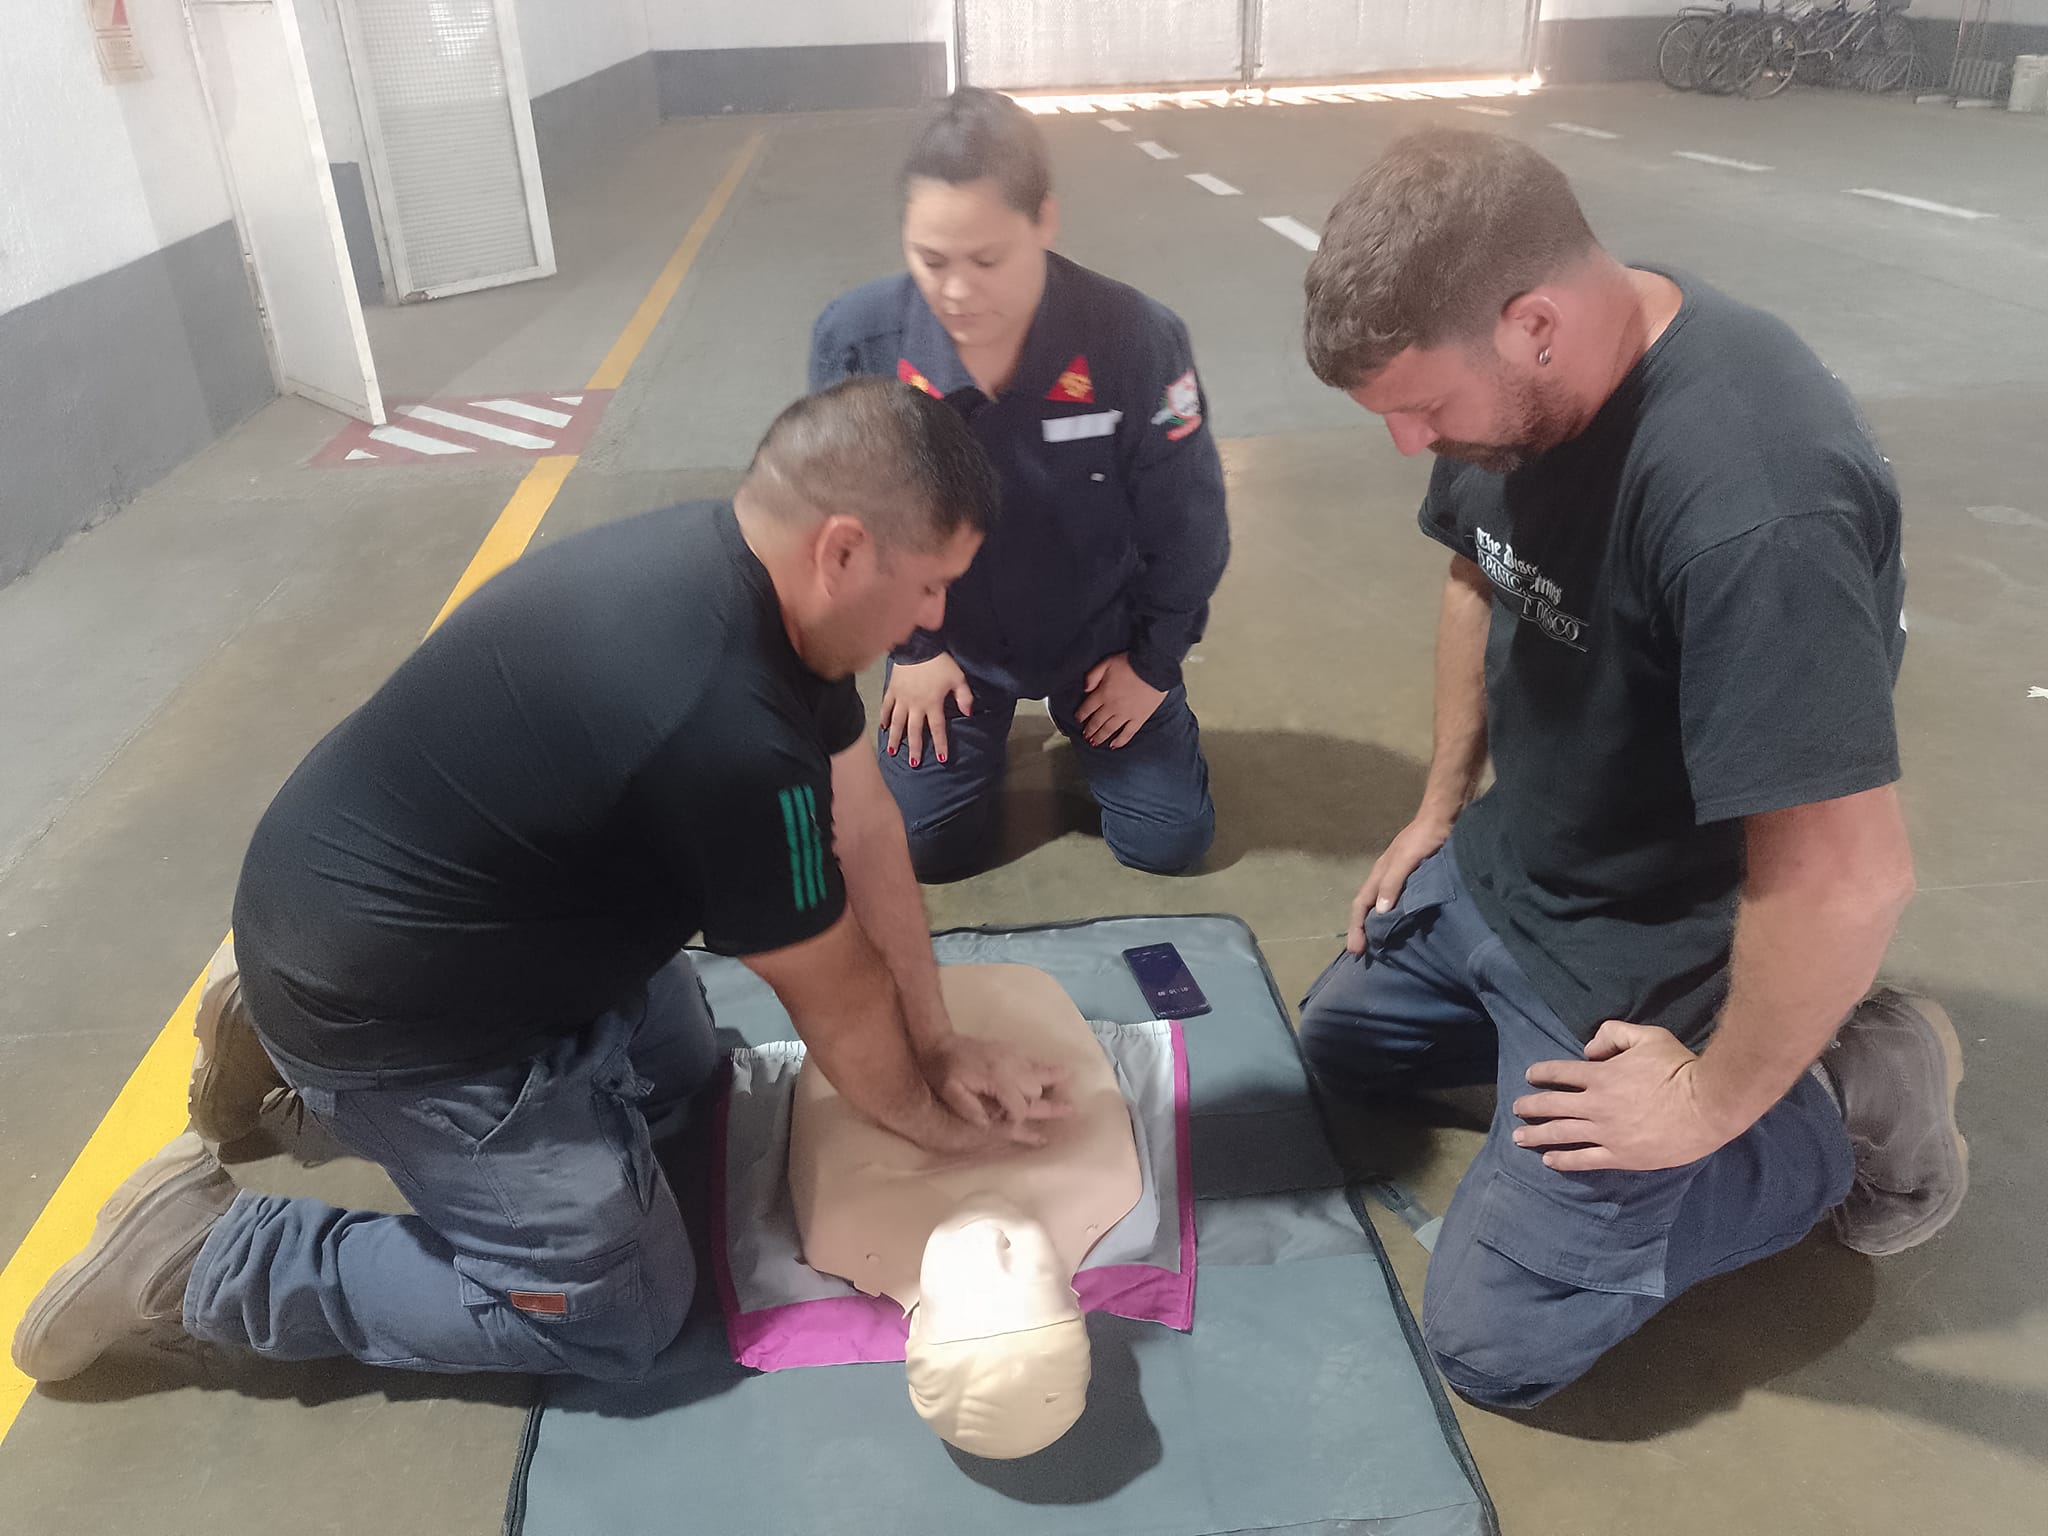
[742,379,1000,554]
[1303,130,1598,389]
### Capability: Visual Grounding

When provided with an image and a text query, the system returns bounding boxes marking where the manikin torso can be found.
[787,963,1144,1316]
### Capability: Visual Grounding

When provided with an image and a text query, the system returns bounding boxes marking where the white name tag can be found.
[1042,410,1122,443]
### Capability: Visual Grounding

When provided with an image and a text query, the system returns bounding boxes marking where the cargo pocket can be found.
[454,1241,642,1324]
[1468,1169,1674,1299]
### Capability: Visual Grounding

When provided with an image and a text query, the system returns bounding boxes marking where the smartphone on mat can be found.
[1122,942,1212,1020]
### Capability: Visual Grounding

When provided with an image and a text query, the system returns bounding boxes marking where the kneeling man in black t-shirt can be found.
[1292,130,1966,1409]
[15,379,1072,1385]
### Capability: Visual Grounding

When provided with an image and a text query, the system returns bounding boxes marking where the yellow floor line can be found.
[0,130,766,1448]
[587,132,764,391]
[426,454,579,634]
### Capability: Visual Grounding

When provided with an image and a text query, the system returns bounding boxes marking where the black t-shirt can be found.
[232,501,866,1086]
[1423,271,1906,1047]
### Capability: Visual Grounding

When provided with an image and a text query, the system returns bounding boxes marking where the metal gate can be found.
[1250,1,1538,83]
[337,0,555,302]
[956,0,1539,91]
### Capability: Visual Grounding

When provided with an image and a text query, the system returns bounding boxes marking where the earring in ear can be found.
[1537,347,1552,367]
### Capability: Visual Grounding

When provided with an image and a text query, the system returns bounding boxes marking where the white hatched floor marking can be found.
[401,404,554,449]
[1457,103,1513,116]
[1847,187,1995,220]
[1101,117,1132,132]
[1550,122,1620,139]
[1186,172,1241,196]
[1136,140,1179,159]
[471,397,574,428]
[1674,150,1773,172]
[367,425,472,456]
[1260,215,1321,251]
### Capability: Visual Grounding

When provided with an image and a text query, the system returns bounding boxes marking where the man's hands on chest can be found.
[915,1032,1072,1146]
[1076,653,1166,749]
[1511,1020,1750,1172]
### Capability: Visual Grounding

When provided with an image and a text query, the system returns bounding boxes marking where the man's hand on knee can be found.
[1512,1020,1748,1171]
[1347,813,1453,953]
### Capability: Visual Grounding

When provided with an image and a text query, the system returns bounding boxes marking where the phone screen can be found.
[1122,942,1213,1020]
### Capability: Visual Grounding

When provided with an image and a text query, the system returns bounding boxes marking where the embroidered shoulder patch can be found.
[1150,368,1203,441]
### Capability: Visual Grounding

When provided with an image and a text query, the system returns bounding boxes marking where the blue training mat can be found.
[504,915,1497,1536]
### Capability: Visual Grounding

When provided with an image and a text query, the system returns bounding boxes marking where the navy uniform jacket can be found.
[808,252,1230,699]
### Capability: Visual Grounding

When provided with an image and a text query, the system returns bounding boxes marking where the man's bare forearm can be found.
[839,811,951,1056]
[786,918,952,1139]
[1693,790,1915,1133]
[1419,555,1493,823]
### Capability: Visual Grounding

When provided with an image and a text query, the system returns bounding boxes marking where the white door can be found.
[338,0,555,303]
[1251,0,1539,83]
[958,0,1245,90]
[185,0,385,424]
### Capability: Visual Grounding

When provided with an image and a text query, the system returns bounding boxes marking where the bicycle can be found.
[1658,4,1734,91]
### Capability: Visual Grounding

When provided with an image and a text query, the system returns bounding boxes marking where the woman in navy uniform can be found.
[810,89,1230,879]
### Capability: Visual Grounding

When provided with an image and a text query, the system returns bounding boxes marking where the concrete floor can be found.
[2,82,2045,1535]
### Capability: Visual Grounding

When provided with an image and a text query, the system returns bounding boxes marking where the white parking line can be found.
[1186,173,1242,196]
[1550,122,1620,140]
[1136,140,1179,160]
[367,425,471,456]
[1101,118,1132,133]
[1846,187,1996,221]
[1259,215,1321,251]
[1456,104,1514,117]
[471,397,574,428]
[402,405,553,450]
[1673,150,1773,172]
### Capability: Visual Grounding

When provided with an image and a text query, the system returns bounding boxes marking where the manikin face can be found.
[915,1197,1076,1343]
[803,520,981,679]
[903,177,1057,358]
[1348,342,1580,475]
[905,1197,1091,1460]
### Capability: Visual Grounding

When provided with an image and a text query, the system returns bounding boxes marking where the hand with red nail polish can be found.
[879,652,972,772]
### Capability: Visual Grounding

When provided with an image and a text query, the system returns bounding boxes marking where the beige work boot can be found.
[12,1132,239,1382]
[188,936,290,1146]
[1824,988,1970,1257]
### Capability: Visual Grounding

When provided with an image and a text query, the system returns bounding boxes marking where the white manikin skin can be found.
[787,963,1144,1316]
[904,1199,1093,1459]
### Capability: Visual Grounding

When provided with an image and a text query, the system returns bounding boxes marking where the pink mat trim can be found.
[714,1020,1197,1371]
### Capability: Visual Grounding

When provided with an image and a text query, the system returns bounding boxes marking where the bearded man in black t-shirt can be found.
[15,380,1074,1386]
[1291,130,1966,1409]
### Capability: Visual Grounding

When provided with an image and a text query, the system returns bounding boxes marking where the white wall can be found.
[1537,2,1670,18]
[516,0,653,96]
[296,0,368,163]
[644,0,952,51]
[1912,0,2048,21]
[0,0,237,315]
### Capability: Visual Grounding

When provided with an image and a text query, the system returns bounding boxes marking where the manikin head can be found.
[1302,128,1611,474]
[904,1196,1090,1460]
[734,378,998,679]
[901,88,1061,360]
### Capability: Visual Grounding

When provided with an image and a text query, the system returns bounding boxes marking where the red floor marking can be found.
[310,390,614,467]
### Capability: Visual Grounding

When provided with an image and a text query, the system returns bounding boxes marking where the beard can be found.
[1429,369,1579,474]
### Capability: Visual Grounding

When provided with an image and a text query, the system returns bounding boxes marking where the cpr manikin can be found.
[788,964,1143,1458]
